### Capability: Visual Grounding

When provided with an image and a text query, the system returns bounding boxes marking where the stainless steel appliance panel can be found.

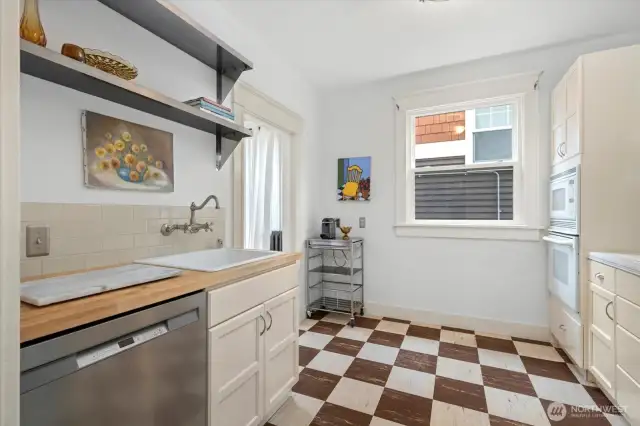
[20,292,207,426]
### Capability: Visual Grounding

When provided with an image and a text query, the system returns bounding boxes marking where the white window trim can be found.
[394,72,544,241]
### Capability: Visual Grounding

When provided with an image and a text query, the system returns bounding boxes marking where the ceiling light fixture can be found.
[418,0,450,2]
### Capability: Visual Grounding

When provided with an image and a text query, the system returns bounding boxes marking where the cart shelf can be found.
[305,238,364,327]
[308,266,363,275]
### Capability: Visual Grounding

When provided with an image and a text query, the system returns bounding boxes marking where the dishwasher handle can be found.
[21,308,199,394]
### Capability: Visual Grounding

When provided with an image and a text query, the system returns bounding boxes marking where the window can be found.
[473,105,513,162]
[412,100,517,221]
[243,120,288,250]
[394,73,543,241]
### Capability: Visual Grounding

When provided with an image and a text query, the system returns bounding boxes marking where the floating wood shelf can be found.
[20,41,252,168]
[96,0,253,102]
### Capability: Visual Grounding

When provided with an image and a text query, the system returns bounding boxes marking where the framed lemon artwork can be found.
[82,111,174,192]
[337,156,371,201]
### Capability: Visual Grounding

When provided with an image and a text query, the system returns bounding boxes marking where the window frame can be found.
[394,73,544,241]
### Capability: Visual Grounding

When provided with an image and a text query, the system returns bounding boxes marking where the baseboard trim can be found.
[366,302,550,342]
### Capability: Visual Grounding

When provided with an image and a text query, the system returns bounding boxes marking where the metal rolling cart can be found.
[305,238,364,327]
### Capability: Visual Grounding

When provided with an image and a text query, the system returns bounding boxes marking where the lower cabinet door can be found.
[589,283,615,391]
[264,287,299,416]
[209,304,266,426]
[616,366,640,425]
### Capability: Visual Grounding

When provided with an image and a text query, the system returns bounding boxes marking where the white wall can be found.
[21,0,320,247]
[315,32,640,328]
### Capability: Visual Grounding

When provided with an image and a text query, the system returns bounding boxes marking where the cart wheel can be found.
[360,307,365,316]
[306,310,312,319]
[349,318,355,327]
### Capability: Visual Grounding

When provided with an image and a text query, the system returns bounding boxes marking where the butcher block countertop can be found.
[21,252,301,344]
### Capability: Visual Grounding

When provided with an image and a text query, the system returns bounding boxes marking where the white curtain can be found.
[243,121,285,250]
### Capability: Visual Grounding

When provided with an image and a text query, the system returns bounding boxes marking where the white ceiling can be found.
[218,0,640,87]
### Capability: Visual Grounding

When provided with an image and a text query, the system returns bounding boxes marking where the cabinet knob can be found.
[559,324,566,331]
[595,273,604,280]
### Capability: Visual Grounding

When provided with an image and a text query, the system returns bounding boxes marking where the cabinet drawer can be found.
[616,269,640,307]
[616,325,640,384]
[616,296,640,339]
[550,296,583,366]
[616,366,640,425]
[588,260,615,292]
[208,264,298,328]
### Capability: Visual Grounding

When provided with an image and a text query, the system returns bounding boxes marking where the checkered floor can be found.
[267,312,628,426]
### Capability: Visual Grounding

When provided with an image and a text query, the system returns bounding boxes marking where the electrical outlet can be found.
[26,225,50,257]
[359,217,366,228]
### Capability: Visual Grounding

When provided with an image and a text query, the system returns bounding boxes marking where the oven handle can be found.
[543,235,575,248]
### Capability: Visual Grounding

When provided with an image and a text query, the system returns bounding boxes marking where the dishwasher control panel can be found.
[76,323,168,368]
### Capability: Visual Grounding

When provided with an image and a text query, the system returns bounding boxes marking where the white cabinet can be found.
[207,264,299,426]
[588,282,615,392]
[551,59,582,165]
[209,305,265,426]
[264,288,299,416]
[586,259,640,425]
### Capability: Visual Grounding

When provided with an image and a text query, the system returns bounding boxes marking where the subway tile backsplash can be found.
[20,203,225,279]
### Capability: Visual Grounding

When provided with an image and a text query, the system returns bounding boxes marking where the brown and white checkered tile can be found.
[279,314,628,426]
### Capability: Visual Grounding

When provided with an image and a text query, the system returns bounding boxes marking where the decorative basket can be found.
[84,49,138,80]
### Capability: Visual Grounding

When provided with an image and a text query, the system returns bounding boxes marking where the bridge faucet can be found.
[160,195,220,236]
[190,194,220,225]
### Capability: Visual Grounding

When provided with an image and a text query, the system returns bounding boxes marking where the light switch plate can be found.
[359,217,366,228]
[26,225,50,257]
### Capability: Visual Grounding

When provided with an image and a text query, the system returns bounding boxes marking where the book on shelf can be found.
[184,98,235,120]
[193,103,235,120]
[183,97,232,113]
[202,104,234,119]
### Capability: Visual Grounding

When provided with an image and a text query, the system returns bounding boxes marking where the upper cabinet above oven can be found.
[551,58,582,166]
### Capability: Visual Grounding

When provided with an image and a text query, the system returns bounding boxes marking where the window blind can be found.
[414,165,513,220]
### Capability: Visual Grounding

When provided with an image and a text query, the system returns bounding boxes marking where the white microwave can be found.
[549,166,579,235]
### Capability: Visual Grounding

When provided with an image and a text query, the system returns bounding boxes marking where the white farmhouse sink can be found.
[135,248,280,272]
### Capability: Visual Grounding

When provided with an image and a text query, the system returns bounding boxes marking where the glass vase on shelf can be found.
[20,0,47,47]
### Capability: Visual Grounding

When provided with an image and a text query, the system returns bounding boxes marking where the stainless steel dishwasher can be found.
[20,291,207,426]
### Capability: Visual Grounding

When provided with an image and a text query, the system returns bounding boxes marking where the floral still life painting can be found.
[337,156,371,201]
[83,111,174,192]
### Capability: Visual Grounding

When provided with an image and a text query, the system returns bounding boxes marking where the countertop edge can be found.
[21,253,301,344]
[588,252,640,277]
